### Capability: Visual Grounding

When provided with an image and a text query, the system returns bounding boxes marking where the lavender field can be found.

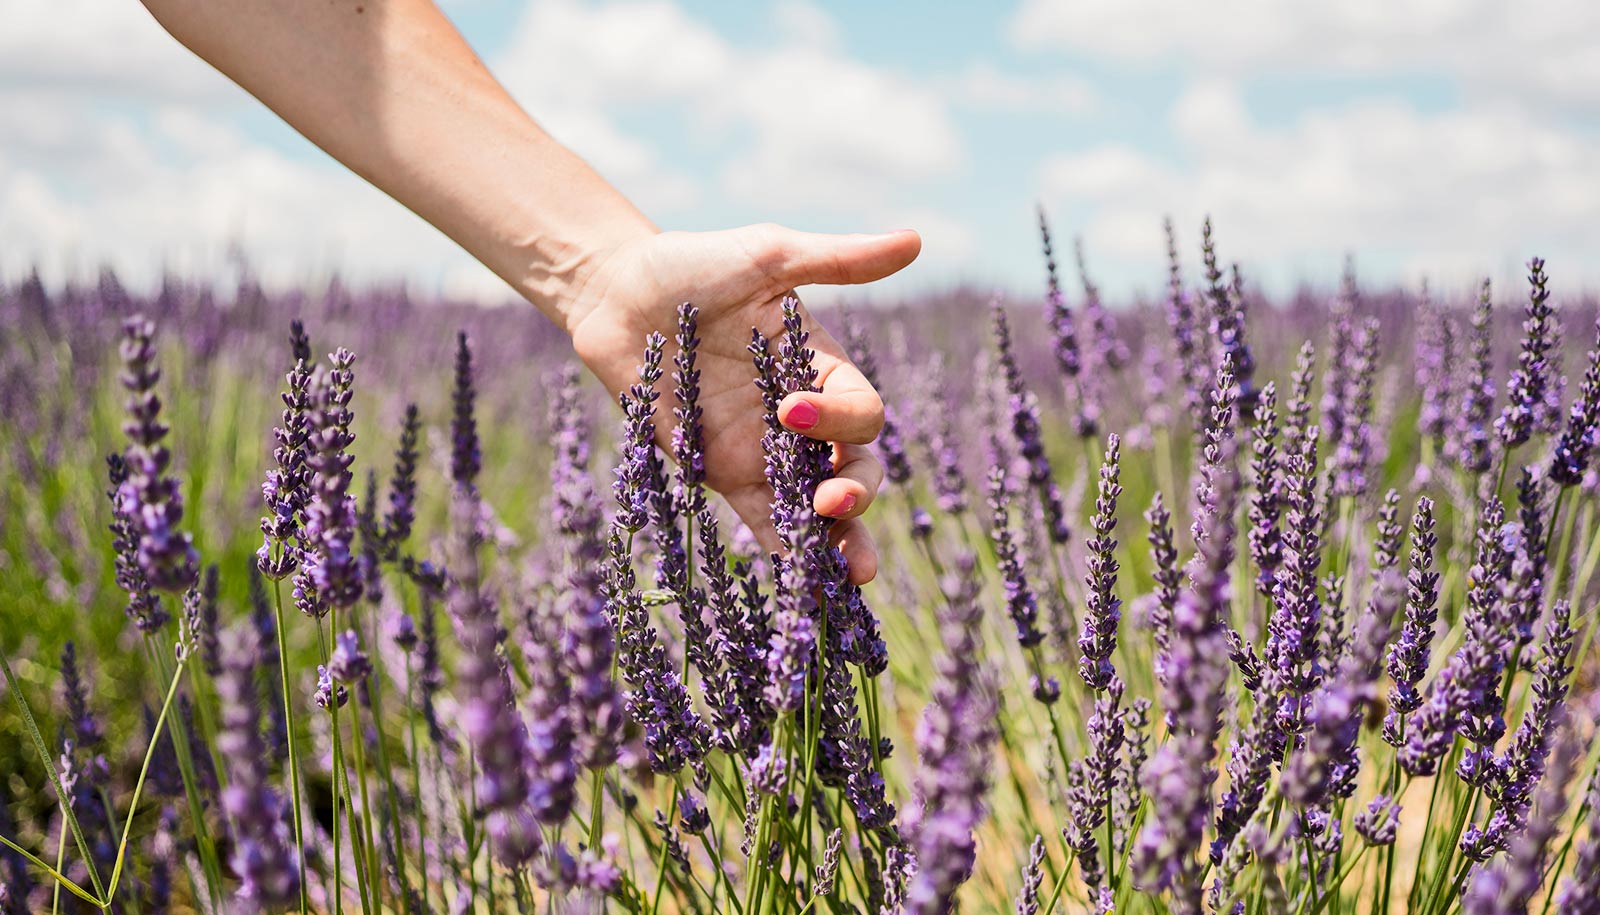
[3,218,1600,915]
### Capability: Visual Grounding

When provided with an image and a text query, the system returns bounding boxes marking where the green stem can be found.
[648,777,682,915]
[106,657,187,900]
[51,810,66,915]
[349,693,382,915]
[403,664,431,914]
[0,833,101,908]
[0,647,108,902]
[270,576,311,915]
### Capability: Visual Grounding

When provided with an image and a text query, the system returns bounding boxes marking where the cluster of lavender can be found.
[6,216,1600,915]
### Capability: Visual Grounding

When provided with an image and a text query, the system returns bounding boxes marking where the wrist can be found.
[508,196,657,335]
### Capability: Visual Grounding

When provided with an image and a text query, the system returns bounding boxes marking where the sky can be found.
[2,0,1598,305]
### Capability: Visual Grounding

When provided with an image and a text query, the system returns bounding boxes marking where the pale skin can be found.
[140,0,921,583]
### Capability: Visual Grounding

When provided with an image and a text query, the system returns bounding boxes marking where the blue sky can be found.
[3,0,1597,304]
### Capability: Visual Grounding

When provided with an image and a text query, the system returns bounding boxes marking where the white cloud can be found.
[1039,82,1600,292]
[0,89,494,295]
[495,0,963,215]
[0,0,248,107]
[943,62,1098,117]
[0,0,974,296]
[1009,0,1600,110]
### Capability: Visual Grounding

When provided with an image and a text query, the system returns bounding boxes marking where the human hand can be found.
[563,224,921,584]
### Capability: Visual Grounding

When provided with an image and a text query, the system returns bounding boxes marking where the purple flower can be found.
[842,310,914,489]
[451,331,481,491]
[327,629,370,684]
[1463,726,1579,915]
[1354,796,1400,847]
[1383,497,1438,743]
[1038,207,1083,385]
[1462,600,1575,862]
[1015,834,1046,915]
[379,402,421,558]
[992,298,1070,544]
[1401,498,1514,777]
[1450,280,1496,475]
[1146,492,1179,687]
[1131,356,1240,912]
[903,563,999,915]
[986,448,1045,652]
[923,355,969,515]
[446,491,540,864]
[551,365,606,582]
[562,582,623,770]
[1074,236,1130,373]
[1078,433,1123,691]
[1212,685,1281,866]
[1163,216,1208,423]
[313,665,346,710]
[523,600,578,825]
[609,333,707,773]
[1265,423,1324,734]
[1201,220,1257,414]
[1415,289,1456,453]
[817,647,895,831]
[257,333,313,580]
[107,453,167,632]
[117,315,199,594]
[295,352,363,617]
[1247,382,1283,595]
[1496,257,1557,449]
[216,624,300,911]
[1555,754,1600,914]
[751,303,835,715]
[1282,572,1401,808]
[1550,317,1600,487]
[1066,677,1126,892]
[1330,318,1378,499]
[59,642,105,751]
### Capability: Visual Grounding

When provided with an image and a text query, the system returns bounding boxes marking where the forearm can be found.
[140,0,654,329]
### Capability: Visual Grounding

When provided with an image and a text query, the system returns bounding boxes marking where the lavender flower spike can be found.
[1015,835,1046,915]
[1382,497,1438,746]
[117,315,199,593]
[1550,315,1600,487]
[1451,280,1496,475]
[1078,433,1123,691]
[1282,572,1401,808]
[216,624,301,911]
[1463,725,1580,915]
[446,492,540,864]
[107,454,167,632]
[257,333,313,580]
[992,298,1070,544]
[1495,257,1556,450]
[987,446,1046,656]
[295,352,363,617]
[451,331,481,491]
[1555,756,1600,914]
[903,560,1000,915]
[1131,355,1240,914]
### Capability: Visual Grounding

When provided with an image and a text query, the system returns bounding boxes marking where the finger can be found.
[829,518,879,585]
[778,362,884,444]
[765,227,922,288]
[814,443,882,519]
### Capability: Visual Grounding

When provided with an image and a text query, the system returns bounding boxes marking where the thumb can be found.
[768,226,922,287]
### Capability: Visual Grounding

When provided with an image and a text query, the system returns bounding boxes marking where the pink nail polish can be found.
[787,400,819,430]
[836,493,856,515]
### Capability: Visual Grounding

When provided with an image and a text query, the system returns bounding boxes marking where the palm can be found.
[567,224,920,580]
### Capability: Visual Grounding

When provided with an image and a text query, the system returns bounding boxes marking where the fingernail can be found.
[787,399,819,430]
[836,493,856,515]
